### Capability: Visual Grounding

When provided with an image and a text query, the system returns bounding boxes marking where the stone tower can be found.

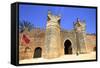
[74,18,87,54]
[43,11,61,59]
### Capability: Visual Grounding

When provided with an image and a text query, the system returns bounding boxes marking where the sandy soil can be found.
[19,52,96,64]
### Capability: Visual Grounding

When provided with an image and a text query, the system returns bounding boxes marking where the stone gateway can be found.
[19,11,96,60]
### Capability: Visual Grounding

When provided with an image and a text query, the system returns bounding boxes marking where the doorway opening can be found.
[64,40,72,54]
[33,47,42,58]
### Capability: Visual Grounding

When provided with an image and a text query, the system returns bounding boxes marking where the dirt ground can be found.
[19,51,96,64]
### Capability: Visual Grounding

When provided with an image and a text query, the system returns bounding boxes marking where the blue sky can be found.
[19,4,96,34]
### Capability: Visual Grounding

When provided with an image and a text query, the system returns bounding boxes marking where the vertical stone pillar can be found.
[43,11,61,59]
[74,18,87,54]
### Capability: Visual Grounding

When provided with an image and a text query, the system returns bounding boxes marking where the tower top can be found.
[74,18,86,32]
[74,18,86,26]
[47,10,61,22]
[47,10,61,17]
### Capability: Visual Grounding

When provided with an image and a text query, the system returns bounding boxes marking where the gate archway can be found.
[64,40,72,54]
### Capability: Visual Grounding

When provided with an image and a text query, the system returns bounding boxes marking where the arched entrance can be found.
[33,47,42,58]
[64,40,72,54]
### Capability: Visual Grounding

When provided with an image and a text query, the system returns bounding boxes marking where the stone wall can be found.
[85,34,96,52]
[19,28,96,60]
[19,28,45,60]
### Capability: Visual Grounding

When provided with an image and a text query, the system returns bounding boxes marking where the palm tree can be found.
[19,20,34,33]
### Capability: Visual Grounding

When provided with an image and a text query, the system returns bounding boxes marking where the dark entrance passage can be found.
[64,40,72,54]
[33,47,42,58]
